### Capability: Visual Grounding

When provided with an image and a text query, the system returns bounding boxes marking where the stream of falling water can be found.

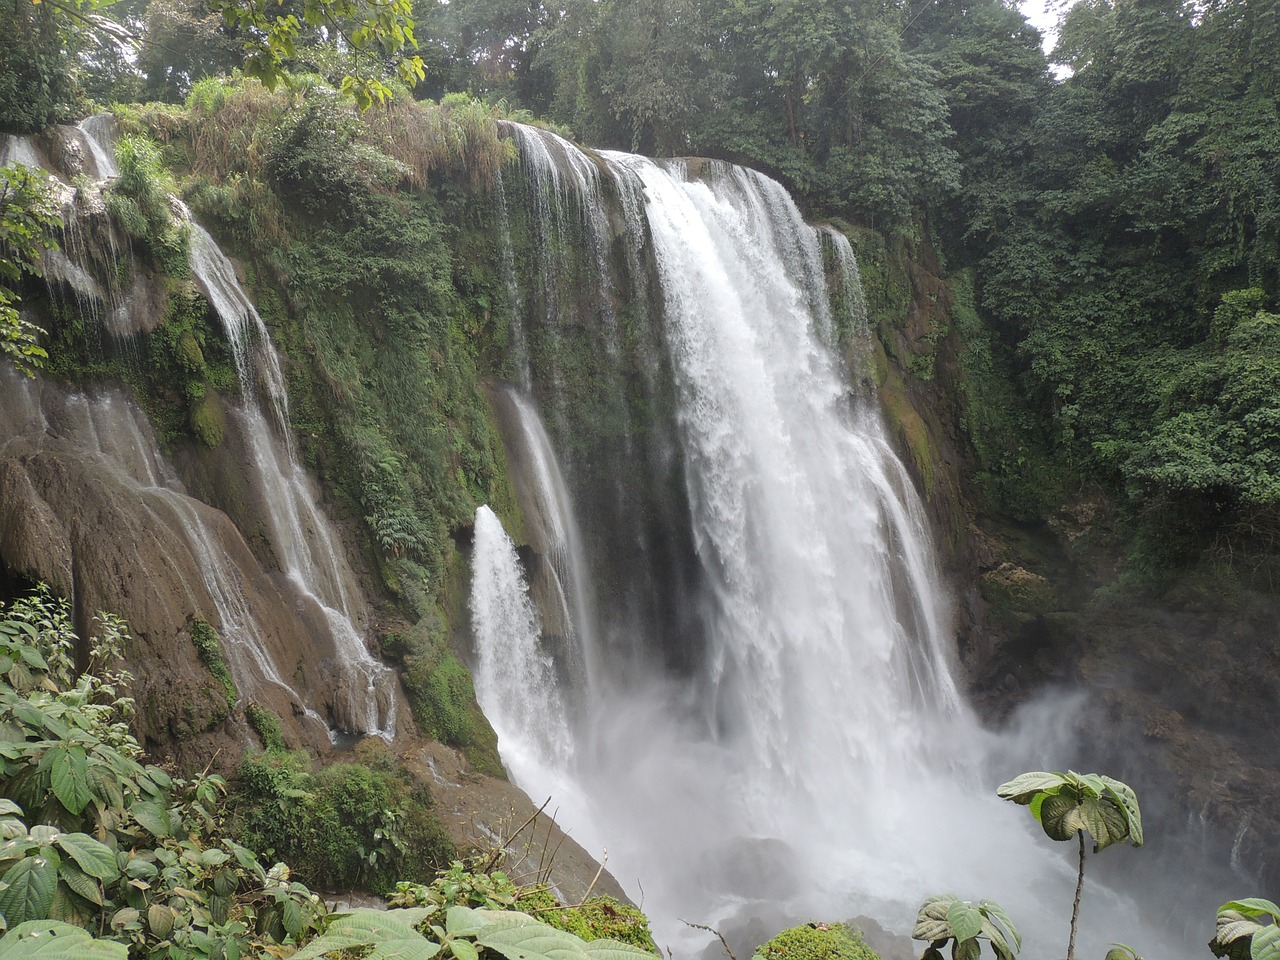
[471,130,1191,960]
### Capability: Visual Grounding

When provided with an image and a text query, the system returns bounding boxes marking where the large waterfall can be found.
[470,127,1187,959]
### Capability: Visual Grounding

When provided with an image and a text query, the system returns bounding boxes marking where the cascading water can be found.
[8,120,399,741]
[470,505,574,786]
[472,131,1192,960]
[184,210,398,740]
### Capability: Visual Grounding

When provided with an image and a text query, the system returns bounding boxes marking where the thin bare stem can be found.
[1068,831,1086,960]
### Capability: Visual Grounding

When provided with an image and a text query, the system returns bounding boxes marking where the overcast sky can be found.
[1018,0,1062,52]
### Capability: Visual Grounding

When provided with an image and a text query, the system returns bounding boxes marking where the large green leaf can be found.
[475,916,595,960]
[292,908,436,960]
[913,895,957,942]
[996,772,1068,803]
[46,748,93,816]
[127,801,173,838]
[1037,793,1087,841]
[0,920,128,960]
[979,900,1021,952]
[57,862,103,906]
[1252,924,1280,960]
[53,833,118,882]
[580,940,659,960]
[1100,777,1144,847]
[947,902,984,943]
[1224,901,1280,923]
[0,855,58,924]
[364,939,442,960]
[1078,796,1130,851]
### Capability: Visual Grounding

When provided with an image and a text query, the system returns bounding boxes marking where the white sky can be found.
[1018,0,1062,52]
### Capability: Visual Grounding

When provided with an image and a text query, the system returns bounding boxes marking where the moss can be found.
[246,702,287,752]
[753,924,880,960]
[191,393,226,447]
[190,619,237,709]
[516,890,658,954]
[980,561,1056,628]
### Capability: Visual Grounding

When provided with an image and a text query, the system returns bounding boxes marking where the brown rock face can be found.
[0,372,354,762]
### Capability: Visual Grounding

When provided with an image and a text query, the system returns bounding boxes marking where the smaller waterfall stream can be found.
[471,506,574,780]
[186,214,398,740]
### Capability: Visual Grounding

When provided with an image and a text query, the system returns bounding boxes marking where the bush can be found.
[233,751,456,895]
[754,923,881,960]
[516,889,659,953]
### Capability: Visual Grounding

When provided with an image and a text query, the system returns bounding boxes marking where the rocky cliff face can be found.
[862,234,1280,895]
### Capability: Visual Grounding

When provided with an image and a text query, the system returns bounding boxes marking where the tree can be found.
[996,771,1143,960]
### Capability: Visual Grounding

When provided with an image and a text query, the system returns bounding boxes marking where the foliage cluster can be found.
[0,588,331,958]
[189,620,236,709]
[106,135,191,277]
[752,922,879,960]
[232,744,456,895]
[0,163,60,375]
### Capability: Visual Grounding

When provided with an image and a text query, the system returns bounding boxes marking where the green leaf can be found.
[128,801,173,838]
[1100,777,1143,846]
[57,862,103,906]
[449,938,479,960]
[474,914,594,960]
[996,772,1067,803]
[1252,924,1280,960]
[581,941,664,960]
[148,903,176,939]
[281,899,304,937]
[1224,901,1280,923]
[53,833,118,882]
[0,855,58,924]
[291,909,434,960]
[365,940,442,960]
[947,902,984,943]
[0,920,128,959]
[1078,796,1130,851]
[445,906,490,938]
[978,901,1020,952]
[955,937,982,960]
[914,895,958,942]
[48,748,92,816]
[1037,793,1086,841]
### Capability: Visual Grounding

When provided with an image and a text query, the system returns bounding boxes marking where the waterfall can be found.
[475,130,1190,960]
[184,215,397,741]
[470,505,574,783]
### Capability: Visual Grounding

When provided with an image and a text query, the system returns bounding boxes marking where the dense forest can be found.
[2,0,1279,956]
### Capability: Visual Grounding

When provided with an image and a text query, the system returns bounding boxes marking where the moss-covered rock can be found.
[516,890,658,953]
[979,560,1056,627]
[191,392,227,447]
[754,923,881,960]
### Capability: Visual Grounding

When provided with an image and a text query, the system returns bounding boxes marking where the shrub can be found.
[755,923,881,960]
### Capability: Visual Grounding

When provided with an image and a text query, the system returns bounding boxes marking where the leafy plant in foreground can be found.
[292,903,658,960]
[912,894,1020,960]
[1211,898,1280,960]
[997,771,1143,960]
